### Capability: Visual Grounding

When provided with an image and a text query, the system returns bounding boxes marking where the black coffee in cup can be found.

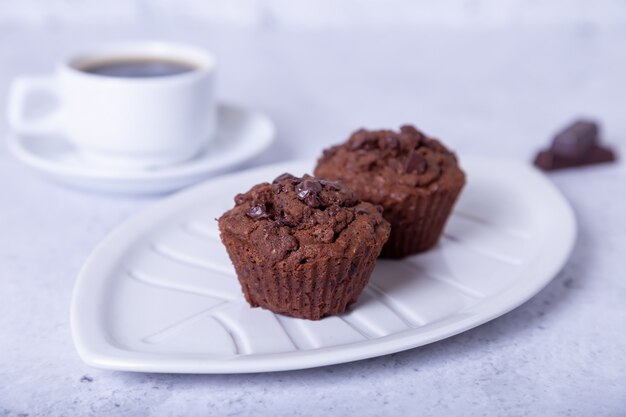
[77,58,197,78]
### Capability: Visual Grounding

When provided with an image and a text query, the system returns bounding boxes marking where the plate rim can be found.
[71,156,577,373]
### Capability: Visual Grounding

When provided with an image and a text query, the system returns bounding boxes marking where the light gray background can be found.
[1,2,626,416]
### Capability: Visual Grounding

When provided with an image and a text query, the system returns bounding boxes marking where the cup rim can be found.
[60,41,216,84]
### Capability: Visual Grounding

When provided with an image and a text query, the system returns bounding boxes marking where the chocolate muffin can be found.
[218,173,390,320]
[314,125,465,258]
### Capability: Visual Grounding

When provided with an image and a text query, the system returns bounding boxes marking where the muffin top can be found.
[315,125,465,199]
[218,173,390,263]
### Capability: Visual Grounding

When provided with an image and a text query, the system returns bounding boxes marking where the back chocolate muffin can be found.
[314,125,465,258]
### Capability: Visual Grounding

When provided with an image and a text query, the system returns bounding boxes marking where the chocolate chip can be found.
[234,193,247,205]
[346,196,359,207]
[355,207,370,215]
[326,206,341,216]
[421,137,447,153]
[277,213,296,226]
[294,179,325,208]
[349,132,379,151]
[385,135,400,149]
[405,153,427,174]
[246,205,269,220]
[400,125,420,136]
[296,179,322,200]
[273,173,296,184]
[349,258,361,275]
[320,179,342,190]
[304,194,322,208]
[552,120,598,159]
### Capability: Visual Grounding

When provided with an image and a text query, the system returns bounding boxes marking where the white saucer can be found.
[6,104,275,195]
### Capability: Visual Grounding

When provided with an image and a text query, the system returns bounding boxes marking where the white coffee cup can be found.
[7,41,216,169]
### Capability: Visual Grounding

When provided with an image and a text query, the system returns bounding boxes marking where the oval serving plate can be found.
[71,156,576,373]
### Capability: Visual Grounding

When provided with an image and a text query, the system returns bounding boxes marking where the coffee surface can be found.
[77,58,196,78]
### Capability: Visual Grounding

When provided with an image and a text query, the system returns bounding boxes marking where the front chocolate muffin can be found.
[218,173,390,320]
[315,125,465,258]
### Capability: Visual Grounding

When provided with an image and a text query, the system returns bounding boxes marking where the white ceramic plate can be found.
[7,104,275,195]
[71,156,576,373]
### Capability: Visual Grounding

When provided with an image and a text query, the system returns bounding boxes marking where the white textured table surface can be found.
[1,22,626,417]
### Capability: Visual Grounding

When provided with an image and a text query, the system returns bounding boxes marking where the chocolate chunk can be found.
[277,214,296,227]
[296,179,323,202]
[386,135,400,149]
[535,146,616,171]
[405,153,427,174]
[552,120,598,160]
[400,125,420,135]
[246,205,269,219]
[303,194,322,208]
[273,173,296,184]
[534,119,617,171]
[348,131,379,151]
[233,173,364,229]
[320,179,342,190]
[234,193,247,205]
[348,258,361,275]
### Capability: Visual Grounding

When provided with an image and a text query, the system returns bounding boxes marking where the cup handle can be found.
[7,75,63,136]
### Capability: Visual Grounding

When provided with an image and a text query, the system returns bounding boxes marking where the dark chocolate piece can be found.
[552,120,598,160]
[534,146,616,171]
[534,119,617,171]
